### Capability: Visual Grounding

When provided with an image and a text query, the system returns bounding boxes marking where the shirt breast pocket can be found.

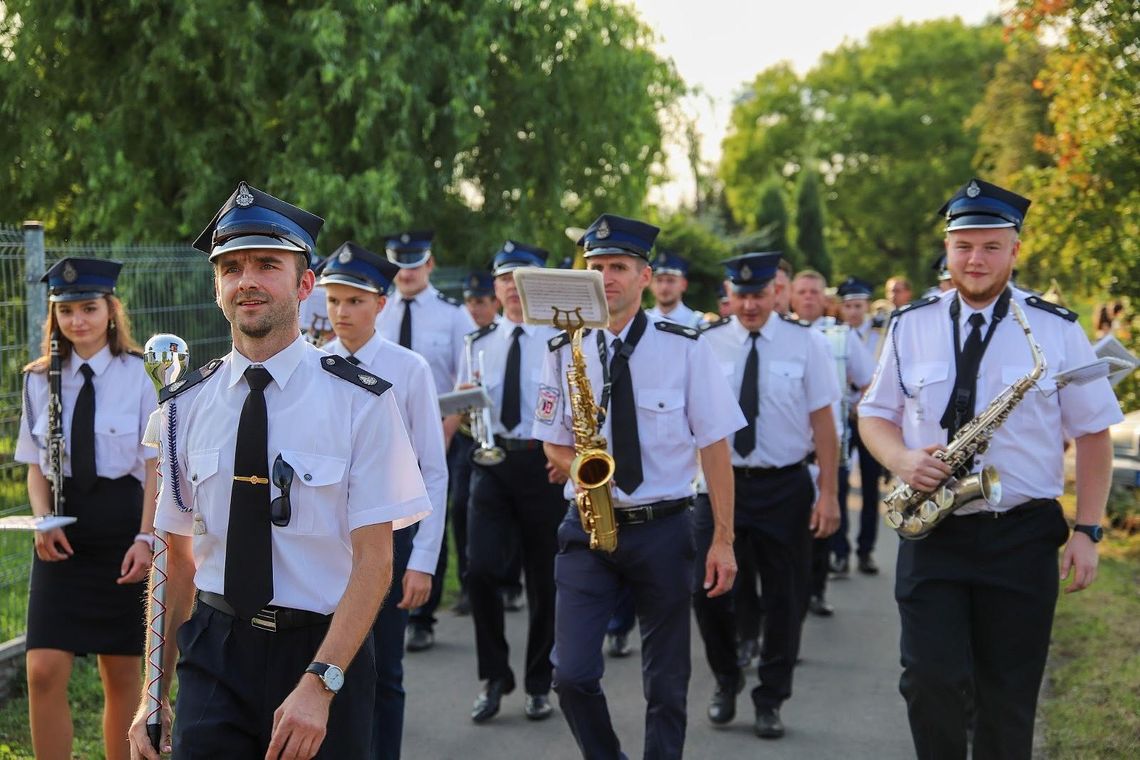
[767,360,805,399]
[901,361,951,423]
[279,450,347,535]
[187,449,221,519]
[636,388,688,439]
[96,412,138,465]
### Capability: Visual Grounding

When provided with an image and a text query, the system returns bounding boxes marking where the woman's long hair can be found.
[22,295,142,373]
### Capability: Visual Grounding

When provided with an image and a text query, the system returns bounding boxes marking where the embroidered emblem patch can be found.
[536,384,560,425]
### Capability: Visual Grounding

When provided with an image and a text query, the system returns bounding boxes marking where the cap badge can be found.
[400,233,411,244]
[504,241,515,253]
[236,182,255,208]
[62,262,78,283]
[338,249,352,264]
[966,180,981,199]
[740,264,752,281]
[596,220,611,240]
[358,374,378,386]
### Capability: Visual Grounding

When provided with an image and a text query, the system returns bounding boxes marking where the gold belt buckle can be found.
[251,609,278,632]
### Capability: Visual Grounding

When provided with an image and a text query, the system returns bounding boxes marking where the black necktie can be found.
[399,299,413,349]
[71,363,97,492]
[346,355,361,366]
[940,312,987,437]
[225,366,273,619]
[500,325,524,431]
[734,332,761,457]
[610,322,646,493]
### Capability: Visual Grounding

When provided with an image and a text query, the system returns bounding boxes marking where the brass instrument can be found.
[884,301,1045,539]
[464,335,505,466]
[552,307,618,553]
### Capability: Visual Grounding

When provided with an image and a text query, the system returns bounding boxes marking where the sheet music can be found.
[513,269,609,329]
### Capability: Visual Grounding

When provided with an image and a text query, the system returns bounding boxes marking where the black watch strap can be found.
[1073,524,1103,543]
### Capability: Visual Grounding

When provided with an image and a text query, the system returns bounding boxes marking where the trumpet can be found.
[465,336,505,466]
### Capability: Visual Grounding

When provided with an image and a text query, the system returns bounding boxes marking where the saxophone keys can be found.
[884,510,904,529]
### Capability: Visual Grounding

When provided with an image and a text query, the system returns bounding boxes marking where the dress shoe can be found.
[405,626,435,652]
[471,678,514,723]
[808,595,834,617]
[524,693,553,720]
[857,554,880,575]
[829,555,849,578]
[707,672,745,725]
[735,637,759,669]
[502,588,525,612]
[452,592,471,616]
[606,632,633,658]
[754,706,785,739]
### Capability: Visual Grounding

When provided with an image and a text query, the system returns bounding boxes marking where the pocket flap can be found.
[769,360,805,380]
[188,449,220,484]
[901,361,950,388]
[636,388,684,413]
[280,450,347,487]
[96,413,136,436]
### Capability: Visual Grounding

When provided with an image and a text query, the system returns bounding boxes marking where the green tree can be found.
[0,1,681,262]
[652,213,733,312]
[795,169,830,279]
[754,175,794,258]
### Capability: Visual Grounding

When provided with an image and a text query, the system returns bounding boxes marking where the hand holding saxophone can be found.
[892,444,952,493]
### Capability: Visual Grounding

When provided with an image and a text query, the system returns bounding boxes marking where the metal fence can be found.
[0,223,467,643]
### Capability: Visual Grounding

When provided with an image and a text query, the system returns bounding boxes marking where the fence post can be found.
[24,221,46,359]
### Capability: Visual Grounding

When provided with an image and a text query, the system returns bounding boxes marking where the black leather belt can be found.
[733,457,811,479]
[614,498,691,526]
[196,590,332,633]
[961,497,1057,520]
[494,436,543,451]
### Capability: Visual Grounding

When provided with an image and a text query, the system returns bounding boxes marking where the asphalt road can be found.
[402,503,914,760]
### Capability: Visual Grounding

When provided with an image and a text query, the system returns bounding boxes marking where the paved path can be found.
[403,503,914,759]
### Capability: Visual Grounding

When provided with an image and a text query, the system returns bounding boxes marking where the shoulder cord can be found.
[166,401,189,512]
[891,320,915,400]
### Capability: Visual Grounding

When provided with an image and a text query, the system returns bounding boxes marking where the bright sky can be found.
[630,0,1006,208]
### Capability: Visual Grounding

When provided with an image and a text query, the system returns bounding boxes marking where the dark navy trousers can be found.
[370,526,414,759]
[553,503,695,760]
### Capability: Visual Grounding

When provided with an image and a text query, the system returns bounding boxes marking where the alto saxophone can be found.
[553,308,618,553]
[884,300,1046,539]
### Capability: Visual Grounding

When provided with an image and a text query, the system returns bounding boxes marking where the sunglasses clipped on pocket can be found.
[271,454,293,527]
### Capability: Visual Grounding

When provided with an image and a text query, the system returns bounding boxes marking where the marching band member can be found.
[859,178,1121,760]
[320,242,448,760]
[885,275,913,309]
[462,242,564,724]
[16,258,158,760]
[696,252,840,739]
[646,251,704,328]
[377,230,476,653]
[127,183,430,760]
[534,214,744,760]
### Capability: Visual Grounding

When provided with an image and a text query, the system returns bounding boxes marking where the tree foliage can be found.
[652,213,733,312]
[795,169,829,280]
[0,1,682,265]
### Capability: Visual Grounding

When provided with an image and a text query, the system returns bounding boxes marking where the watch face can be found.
[323,665,345,692]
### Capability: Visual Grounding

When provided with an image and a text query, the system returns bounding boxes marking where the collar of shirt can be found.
[397,283,437,305]
[500,317,536,340]
[327,330,385,366]
[66,343,113,378]
[227,334,308,390]
[604,314,637,346]
[729,313,777,345]
[957,297,997,336]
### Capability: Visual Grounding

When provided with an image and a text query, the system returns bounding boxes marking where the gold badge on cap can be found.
[236,182,255,208]
[596,220,611,239]
[966,180,981,199]
[62,262,78,283]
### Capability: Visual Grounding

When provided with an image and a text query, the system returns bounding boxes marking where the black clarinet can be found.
[46,329,66,518]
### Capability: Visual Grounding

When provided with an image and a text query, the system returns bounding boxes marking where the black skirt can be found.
[26,475,148,656]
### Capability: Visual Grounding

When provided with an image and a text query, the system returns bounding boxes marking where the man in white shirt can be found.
[646,251,704,329]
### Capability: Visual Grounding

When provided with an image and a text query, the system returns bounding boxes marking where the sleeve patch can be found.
[535,384,560,424]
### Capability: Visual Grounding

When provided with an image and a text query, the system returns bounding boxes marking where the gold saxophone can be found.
[884,300,1046,539]
[553,308,618,553]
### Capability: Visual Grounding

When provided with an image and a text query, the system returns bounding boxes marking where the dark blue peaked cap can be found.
[723,252,782,294]
[939,178,1031,232]
[319,242,400,294]
[193,181,323,264]
[578,214,659,261]
[492,240,549,276]
[651,250,689,277]
[463,270,495,297]
[385,230,434,269]
[42,257,123,303]
[837,276,873,300]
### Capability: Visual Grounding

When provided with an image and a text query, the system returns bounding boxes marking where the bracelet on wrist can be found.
[134,532,156,550]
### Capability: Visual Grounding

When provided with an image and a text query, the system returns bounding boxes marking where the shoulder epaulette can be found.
[699,316,731,332]
[1024,295,1078,322]
[890,295,939,320]
[321,354,392,396]
[159,358,224,403]
[467,322,499,343]
[437,292,461,307]
[654,320,700,340]
[548,331,570,352]
[779,313,811,327]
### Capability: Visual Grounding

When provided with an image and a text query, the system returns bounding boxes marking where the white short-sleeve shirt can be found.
[376,284,476,395]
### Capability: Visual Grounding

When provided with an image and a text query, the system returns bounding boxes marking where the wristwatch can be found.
[305,662,345,694]
[1073,524,1104,543]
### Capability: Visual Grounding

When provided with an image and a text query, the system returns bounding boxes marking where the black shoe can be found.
[606,632,632,658]
[754,706,785,739]
[524,693,553,720]
[808,595,834,617]
[405,626,435,652]
[707,672,745,725]
[857,554,879,575]
[502,588,525,612]
[829,555,849,578]
[471,678,514,723]
[452,592,471,616]
[735,638,759,669]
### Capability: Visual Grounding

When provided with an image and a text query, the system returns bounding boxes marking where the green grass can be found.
[0,655,109,759]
